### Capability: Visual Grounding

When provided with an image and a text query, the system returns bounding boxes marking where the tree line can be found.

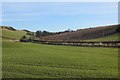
[20,29,72,42]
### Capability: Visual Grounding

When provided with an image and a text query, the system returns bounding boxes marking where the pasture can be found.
[2,40,118,78]
[1,29,27,40]
[91,33,119,41]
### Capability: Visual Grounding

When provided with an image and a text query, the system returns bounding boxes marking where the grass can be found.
[90,33,119,41]
[1,29,27,40]
[1,27,118,78]
[2,40,118,78]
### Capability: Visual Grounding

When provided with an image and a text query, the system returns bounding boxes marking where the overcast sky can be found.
[2,2,118,32]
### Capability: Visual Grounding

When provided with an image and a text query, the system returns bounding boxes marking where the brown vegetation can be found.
[39,24,119,41]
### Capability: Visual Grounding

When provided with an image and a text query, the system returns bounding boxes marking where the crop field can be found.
[2,40,118,78]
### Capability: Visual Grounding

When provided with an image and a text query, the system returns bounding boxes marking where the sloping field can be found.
[2,41,118,78]
[0,28,27,40]
[40,25,118,41]
[1,25,119,41]
[89,33,119,41]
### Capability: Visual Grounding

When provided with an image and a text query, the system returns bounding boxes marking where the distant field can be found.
[91,33,119,41]
[1,29,27,40]
[2,40,118,78]
[1,26,119,41]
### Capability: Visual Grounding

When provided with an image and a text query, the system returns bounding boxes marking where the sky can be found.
[1,0,119,2]
[1,2,118,32]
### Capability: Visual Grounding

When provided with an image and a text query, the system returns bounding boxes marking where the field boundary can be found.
[1,78,119,80]
[30,40,120,48]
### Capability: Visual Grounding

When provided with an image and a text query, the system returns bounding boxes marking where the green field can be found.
[91,33,119,41]
[1,29,27,40]
[1,28,119,78]
[2,40,118,78]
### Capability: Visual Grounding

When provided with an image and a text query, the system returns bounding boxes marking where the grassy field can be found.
[2,40,118,78]
[1,29,27,40]
[91,33,119,41]
[1,27,118,78]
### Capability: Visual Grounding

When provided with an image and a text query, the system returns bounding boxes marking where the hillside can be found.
[91,33,119,41]
[0,26,27,40]
[40,24,119,41]
[1,24,119,41]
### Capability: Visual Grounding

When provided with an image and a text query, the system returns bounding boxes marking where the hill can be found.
[0,26,27,40]
[39,24,119,41]
[91,33,119,41]
[1,24,119,41]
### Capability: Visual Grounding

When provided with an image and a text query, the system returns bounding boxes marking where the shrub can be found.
[20,36,29,42]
